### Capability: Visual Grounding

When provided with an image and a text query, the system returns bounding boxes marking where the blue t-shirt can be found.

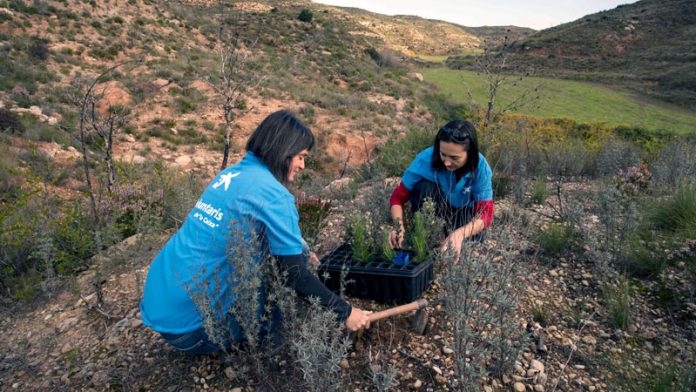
[140,152,304,334]
[401,147,493,208]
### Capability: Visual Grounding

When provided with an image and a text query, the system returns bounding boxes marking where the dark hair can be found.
[432,119,480,179]
[245,110,314,184]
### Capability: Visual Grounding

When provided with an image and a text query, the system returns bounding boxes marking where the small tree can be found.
[209,11,265,169]
[68,63,132,224]
[474,32,540,129]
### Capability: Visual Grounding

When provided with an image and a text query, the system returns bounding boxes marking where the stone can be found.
[534,385,545,392]
[530,359,545,373]
[230,388,242,392]
[432,365,442,375]
[412,379,422,389]
[514,382,526,392]
[484,387,493,392]
[339,359,349,369]
[174,155,191,167]
[582,336,597,345]
[549,270,558,277]
[442,346,454,355]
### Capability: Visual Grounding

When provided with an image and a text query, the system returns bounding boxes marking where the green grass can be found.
[420,68,696,135]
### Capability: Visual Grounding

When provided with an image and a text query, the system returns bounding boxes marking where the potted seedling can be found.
[318,211,435,304]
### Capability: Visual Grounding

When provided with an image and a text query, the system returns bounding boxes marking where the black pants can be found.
[409,180,486,242]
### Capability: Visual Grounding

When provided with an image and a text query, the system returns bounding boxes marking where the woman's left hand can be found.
[439,229,465,261]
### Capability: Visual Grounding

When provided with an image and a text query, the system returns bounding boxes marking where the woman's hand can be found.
[308,252,320,268]
[439,228,466,261]
[389,226,405,249]
[345,307,372,331]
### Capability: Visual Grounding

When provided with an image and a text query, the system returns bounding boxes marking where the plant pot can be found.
[318,244,434,304]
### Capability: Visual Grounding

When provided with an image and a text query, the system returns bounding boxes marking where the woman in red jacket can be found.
[389,119,494,258]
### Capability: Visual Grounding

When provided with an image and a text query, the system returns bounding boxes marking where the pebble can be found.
[534,385,545,392]
[224,367,236,380]
[442,347,454,355]
[582,336,597,345]
[231,388,242,392]
[412,379,422,389]
[339,359,349,369]
[432,365,442,375]
[514,382,526,392]
[530,359,545,373]
[484,387,493,392]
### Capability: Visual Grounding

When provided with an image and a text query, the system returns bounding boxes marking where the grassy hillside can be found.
[321,5,532,57]
[504,0,696,108]
[421,68,696,134]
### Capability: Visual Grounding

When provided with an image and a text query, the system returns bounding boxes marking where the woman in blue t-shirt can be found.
[389,119,494,258]
[140,110,371,354]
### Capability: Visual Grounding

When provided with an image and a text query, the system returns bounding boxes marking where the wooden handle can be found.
[368,299,427,322]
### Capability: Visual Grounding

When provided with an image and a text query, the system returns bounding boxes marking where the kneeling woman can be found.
[140,110,371,354]
[389,119,494,257]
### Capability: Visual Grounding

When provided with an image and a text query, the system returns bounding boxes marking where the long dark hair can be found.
[245,110,314,184]
[431,119,480,179]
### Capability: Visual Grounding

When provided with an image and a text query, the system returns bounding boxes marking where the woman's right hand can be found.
[345,307,371,331]
[389,226,405,249]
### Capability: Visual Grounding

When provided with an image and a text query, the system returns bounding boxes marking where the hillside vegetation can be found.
[447,0,696,108]
[422,68,696,134]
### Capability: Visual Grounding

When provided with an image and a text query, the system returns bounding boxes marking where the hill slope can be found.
[319,5,534,56]
[505,0,696,107]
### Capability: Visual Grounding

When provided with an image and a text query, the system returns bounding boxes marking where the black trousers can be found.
[409,180,486,243]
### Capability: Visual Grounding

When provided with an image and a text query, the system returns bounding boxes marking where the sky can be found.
[312,0,637,30]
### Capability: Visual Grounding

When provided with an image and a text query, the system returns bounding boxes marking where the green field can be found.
[421,68,696,134]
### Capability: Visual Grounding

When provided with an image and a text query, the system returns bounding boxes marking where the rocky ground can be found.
[1,186,695,391]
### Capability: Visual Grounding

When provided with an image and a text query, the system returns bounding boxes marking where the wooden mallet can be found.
[367,299,428,335]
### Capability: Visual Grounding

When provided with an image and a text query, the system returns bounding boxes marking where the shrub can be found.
[651,140,696,191]
[649,184,696,236]
[348,213,374,263]
[0,109,25,134]
[297,9,313,23]
[606,279,632,330]
[538,222,574,256]
[529,177,549,205]
[28,37,49,61]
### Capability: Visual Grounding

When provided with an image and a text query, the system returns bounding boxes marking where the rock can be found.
[91,371,108,385]
[502,374,511,384]
[124,134,136,143]
[115,318,130,330]
[131,318,142,328]
[174,155,191,167]
[339,359,349,369]
[131,155,146,164]
[549,270,558,277]
[230,388,242,392]
[412,379,422,389]
[442,347,454,355]
[534,385,545,392]
[0,7,14,16]
[409,72,424,82]
[514,382,526,392]
[59,317,79,333]
[582,336,597,345]
[170,128,178,135]
[484,387,493,392]
[530,359,544,373]
[432,365,442,375]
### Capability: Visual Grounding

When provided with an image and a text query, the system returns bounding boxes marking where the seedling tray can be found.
[318,244,434,304]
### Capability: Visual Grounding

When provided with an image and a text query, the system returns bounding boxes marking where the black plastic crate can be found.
[318,244,434,304]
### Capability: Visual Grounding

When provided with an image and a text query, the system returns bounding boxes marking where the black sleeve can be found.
[275,254,352,322]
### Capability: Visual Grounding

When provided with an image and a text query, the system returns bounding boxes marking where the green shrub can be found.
[649,184,696,237]
[0,109,25,134]
[529,178,549,205]
[538,222,574,256]
[410,211,428,264]
[297,9,313,23]
[606,279,632,330]
[348,213,374,263]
